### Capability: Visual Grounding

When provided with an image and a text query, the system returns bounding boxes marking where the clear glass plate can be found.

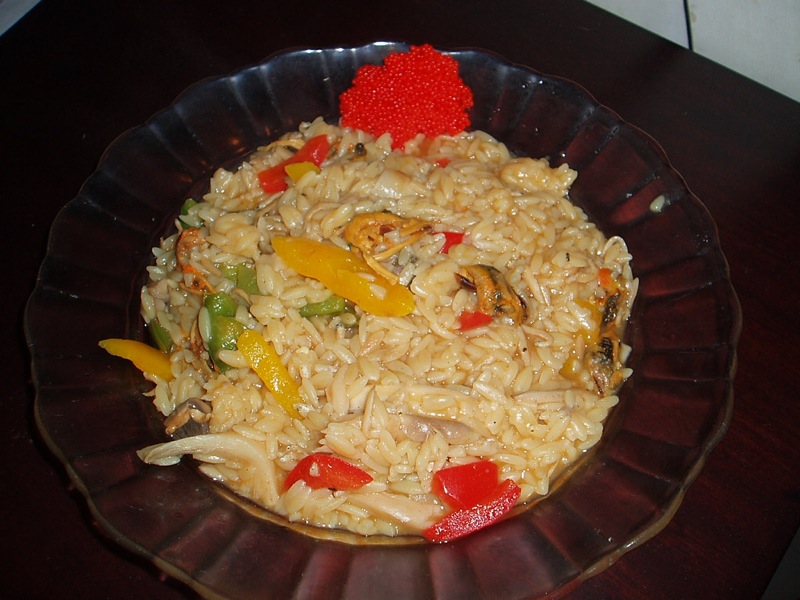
[26,42,741,599]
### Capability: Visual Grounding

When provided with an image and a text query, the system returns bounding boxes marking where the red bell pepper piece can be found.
[431,460,499,510]
[423,478,521,542]
[258,134,330,194]
[439,231,464,254]
[458,310,493,330]
[284,453,373,491]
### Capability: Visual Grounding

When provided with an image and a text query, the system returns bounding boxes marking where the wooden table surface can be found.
[3,1,799,598]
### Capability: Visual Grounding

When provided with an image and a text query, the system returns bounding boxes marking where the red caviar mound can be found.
[339,44,473,149]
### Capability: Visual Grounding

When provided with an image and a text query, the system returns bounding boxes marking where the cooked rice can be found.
[137,118,637,537]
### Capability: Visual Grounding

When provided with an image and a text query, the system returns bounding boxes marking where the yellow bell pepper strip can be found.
[98,338,173,381]
[283,454,373,491]
[237,329,302,419]
[284,161,320,183]
[271,236,415,317]
[423,478,521,542]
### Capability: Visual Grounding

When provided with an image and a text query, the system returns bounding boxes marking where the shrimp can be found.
[175,228,214,294]
[456,264,527,325]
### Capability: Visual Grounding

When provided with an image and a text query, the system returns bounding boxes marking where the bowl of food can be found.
[26,42,740,599]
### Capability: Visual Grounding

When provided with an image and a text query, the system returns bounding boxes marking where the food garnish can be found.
[258,134,330,194]
[98,338,173,381]
[271,236,416,317]
[200,292,246,372]
[424,476,521,542]
[438,231,465,254]
[339,44,473,148]
[284,454,373,491]
[237,329,303,419]
[431,460,500,510]
[458,310,494,331]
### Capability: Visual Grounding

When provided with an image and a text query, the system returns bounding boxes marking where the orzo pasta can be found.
[133,117,636,540]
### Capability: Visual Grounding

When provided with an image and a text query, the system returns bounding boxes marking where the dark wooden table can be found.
[4,1,799,598]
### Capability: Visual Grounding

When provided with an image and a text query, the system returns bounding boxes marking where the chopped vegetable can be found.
[219,263,260,294]
[458,311,493,331]
[439,231,464,254]
[284,453,373,491]
[271,236,415,317]
[203,292,245,372]
[298,294,350,318]
[423,478,521,542]
[339,44,473,149]
[597,267,614,290]
[204,291,238,318]
[284,161,320,182]
[431,460,499,510]
[237,329,302,418]
[178,198,198,229]
[207,316,245,371]
[98,338,173,381]
[180,198,198,215]
[258,134,330,194]
[147,320,173,353]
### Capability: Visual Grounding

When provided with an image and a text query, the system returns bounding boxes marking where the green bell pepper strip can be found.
[299,295,350,318]
[147,320,173,353]
[219,263,260,295]
[178,198,199,229]
[203,292,245,371]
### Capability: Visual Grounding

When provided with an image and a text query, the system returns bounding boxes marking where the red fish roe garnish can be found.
[339,44,473,149]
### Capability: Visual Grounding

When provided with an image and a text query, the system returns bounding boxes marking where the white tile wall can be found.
[585,0,690,47]
[587,0,800,103]
[0,0,39,36]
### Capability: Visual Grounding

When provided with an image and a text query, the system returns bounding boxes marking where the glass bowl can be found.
[26,42,741,599]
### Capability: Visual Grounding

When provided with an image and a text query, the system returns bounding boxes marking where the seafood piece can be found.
[175,227,214,294]
[588,332,626,396]
[397,414,479,444]
[343,211,431,283]
[456,264,527,325]
[587,286,627,396]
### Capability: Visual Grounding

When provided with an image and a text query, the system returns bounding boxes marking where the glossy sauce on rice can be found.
[137,118,637,538]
